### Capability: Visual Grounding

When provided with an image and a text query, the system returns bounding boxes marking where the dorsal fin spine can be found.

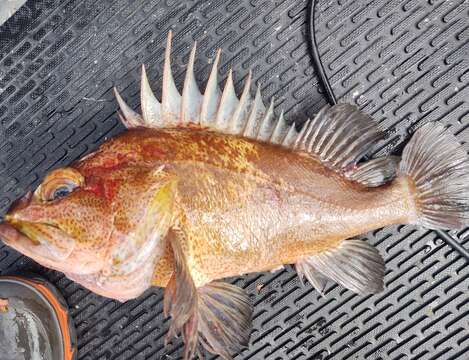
[270,110,286,144]
[257,98,275,141]
[181,41,202,124]
[141,64,161,126]
[282,122,298,147]
[243,86,265,139]
[114,87,143,127]
[293,119,311,150]
[215,69,238,130]
[200,49,221,126]
[229,70,252,135]
[162,31,181,124]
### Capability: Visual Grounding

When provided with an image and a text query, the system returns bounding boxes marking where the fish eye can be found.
[42,180,80,202]
[52,185,75,200]
[36,167,84,202]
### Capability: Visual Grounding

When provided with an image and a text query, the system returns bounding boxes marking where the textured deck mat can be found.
[0,0,468,359]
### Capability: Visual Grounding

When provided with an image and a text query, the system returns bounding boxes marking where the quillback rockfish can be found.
[1,32,468,359]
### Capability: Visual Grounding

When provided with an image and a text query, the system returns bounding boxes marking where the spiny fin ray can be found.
[140,65,161,127]
[181,41,202,124]
[200,49,222,126]
[243,86,265,139]
[161,31,181,125]
[216,69,238,131]
[114,87,143,127]
[228,70,252,135]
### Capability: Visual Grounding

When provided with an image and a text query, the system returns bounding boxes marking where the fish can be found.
[1,31,469,359]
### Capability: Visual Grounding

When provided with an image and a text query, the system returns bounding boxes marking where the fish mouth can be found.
[0,216,76,262]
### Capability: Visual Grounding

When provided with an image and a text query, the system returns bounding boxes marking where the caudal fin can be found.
[400,123,469,229]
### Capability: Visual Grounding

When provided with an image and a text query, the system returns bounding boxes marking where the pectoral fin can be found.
[164,229,198,348]
[164,229,253,360]
[296,239,385,295]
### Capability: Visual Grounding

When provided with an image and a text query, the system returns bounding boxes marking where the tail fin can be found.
[399,123,469,229]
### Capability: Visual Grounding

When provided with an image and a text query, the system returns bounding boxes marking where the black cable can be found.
[435,230,469,261]
[307,0,337,106]
[306,0,469,261]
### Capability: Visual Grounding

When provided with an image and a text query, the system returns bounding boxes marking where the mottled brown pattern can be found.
[1,127,417,296]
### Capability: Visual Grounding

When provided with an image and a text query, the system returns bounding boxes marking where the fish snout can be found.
[1,195,77,261]
[8,190,33,212]
[2,191,33,223]
[4,201,57,226]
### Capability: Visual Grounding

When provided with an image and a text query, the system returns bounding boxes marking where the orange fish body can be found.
[2,33,468,360]
[76,128,414,288]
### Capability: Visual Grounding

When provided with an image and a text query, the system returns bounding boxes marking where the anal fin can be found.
[295,261,328,296]
[164,229,253,360]
[296,239,385,295]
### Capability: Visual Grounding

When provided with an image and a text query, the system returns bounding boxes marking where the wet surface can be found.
[0,279,63,360]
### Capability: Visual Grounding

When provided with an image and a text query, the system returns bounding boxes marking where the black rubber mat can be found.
[0,1,468,359]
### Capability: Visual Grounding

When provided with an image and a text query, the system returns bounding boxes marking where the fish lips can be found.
[1,189,76,260]
[0,218,76,264]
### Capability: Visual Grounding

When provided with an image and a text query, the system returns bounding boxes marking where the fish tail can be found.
[399,123,469,229]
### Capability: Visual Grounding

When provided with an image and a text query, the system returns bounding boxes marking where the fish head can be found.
[0,147,175,300]
[0,166,114,274]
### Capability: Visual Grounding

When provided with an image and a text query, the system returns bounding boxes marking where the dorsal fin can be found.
[200,49,221,126]
[294,104,385,171]
[181,41,202,124]
[115,33,386,177]
[161,31,181,125]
